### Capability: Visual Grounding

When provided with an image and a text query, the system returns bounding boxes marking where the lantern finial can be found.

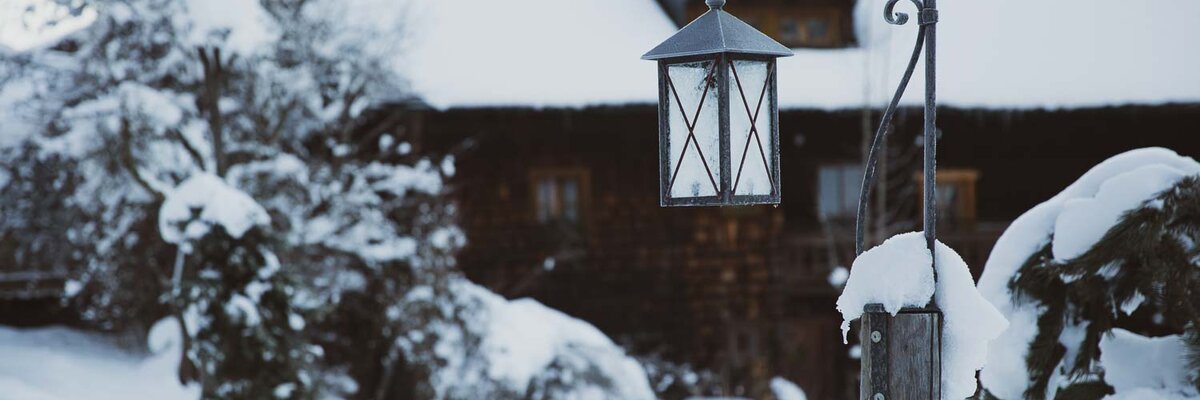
[706,0,724,10]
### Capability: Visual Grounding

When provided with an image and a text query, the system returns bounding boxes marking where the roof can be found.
[4,0,1197,110]
[402,0,676,110]
[398,0,1200,110]
[641,6,792,60]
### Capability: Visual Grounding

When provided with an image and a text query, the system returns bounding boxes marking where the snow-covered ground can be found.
[0,279,659,400]
[450,280,656,399]
[0,319,199,400]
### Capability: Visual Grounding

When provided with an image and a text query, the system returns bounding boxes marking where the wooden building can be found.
[384,0,1200,397]
[658,0,857,48]
[0,0,1195,398]
[400,101,1198,399]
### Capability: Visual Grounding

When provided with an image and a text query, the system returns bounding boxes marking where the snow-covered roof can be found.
[641,6,793,60]
[401,0,676,109]
[404,0,1200,110]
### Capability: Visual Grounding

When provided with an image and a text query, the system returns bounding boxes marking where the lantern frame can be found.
[644,0,792,207]
[654,53,781,207]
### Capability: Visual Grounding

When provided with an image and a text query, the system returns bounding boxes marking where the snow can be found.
[224,294,262,326]
[467,282,656,400]
[827,266,849,288]
[976,147,1200,399]
[397,0,1200,110]
[836,231,1008,400]
[411,278,656,399]
[1099,329,1198,399]
[0,318,199,400]
[0,0,97,52]
[1052,164,1190,261]
[836,233,935,340]
[8,0,1199,110]
[769,377,808,400]
[159,174,270,250]
[182,0,276,54]
[1105,388,1197,400]
[782,0,1200,110]
[1119,291,1145,316]
[402,0,675,109]
[0,69,39,148]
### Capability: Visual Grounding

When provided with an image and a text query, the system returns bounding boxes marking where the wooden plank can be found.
[860,305,889,400]
[860,304,942,400]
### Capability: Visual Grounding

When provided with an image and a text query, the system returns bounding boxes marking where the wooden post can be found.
[860,303,942,400]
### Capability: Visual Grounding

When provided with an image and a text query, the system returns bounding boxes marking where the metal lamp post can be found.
[644,0,942,397]
[854,1,942,399]
[642,0,792,207]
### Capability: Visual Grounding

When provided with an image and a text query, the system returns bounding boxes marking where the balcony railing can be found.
[769,222,1009,297]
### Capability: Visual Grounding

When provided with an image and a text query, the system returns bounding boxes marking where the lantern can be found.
[643,0,792,207]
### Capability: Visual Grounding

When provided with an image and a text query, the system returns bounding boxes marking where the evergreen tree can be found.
[175,226,317,399]
[998,176,1200,399]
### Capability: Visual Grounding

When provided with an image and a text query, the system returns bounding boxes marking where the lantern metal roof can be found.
[642,0,793,60]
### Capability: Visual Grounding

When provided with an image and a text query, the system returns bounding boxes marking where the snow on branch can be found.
[159,173,269,251]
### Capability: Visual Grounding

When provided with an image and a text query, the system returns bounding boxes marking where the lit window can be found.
[533,170,587,224]
[817,163,863,219]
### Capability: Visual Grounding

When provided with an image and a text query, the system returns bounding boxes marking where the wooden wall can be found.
[413,102,1200,399]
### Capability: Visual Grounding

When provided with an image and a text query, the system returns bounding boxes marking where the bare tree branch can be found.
[197,46,227,177]
[167,128,206,171]
[118,117,164,202]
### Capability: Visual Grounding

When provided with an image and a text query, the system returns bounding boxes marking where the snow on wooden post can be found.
[859,304,941,400]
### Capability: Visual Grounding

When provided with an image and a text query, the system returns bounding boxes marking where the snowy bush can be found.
[977,148,1200,399]
[770,377,808,400]
[1,1,664,399]
[638,354,724,399]
[837,232,1009,400]
[160,175,320,399]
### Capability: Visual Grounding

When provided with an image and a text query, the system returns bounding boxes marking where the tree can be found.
[2,0,429,396]
[977,149,1200,400]
[160,174,317,398]
[4,1,662,399]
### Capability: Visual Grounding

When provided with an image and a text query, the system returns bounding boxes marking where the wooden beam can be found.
[860,303,941,400]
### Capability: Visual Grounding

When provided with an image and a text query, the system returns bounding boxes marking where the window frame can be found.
[529,167,591,226]
[815,162,864,220]
[914,168,980,228]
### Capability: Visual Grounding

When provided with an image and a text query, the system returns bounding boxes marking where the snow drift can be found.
[0,318,199,400]
[423,279,656,399]
[158,173,270,250]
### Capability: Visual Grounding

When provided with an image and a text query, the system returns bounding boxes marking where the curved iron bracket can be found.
[883,0,924,25]
[854,0,938,257]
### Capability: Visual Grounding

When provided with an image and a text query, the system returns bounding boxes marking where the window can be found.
[817,163,863,220]
[531,169,588,224]
[779,17,799,42]
[915,169,979,229]
[804,18,829,43]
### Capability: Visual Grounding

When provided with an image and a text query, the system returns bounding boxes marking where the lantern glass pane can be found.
[666,60,720,198]
[728,59,774,196]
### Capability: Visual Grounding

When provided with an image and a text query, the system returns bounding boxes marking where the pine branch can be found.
[1008,176,1200,398]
